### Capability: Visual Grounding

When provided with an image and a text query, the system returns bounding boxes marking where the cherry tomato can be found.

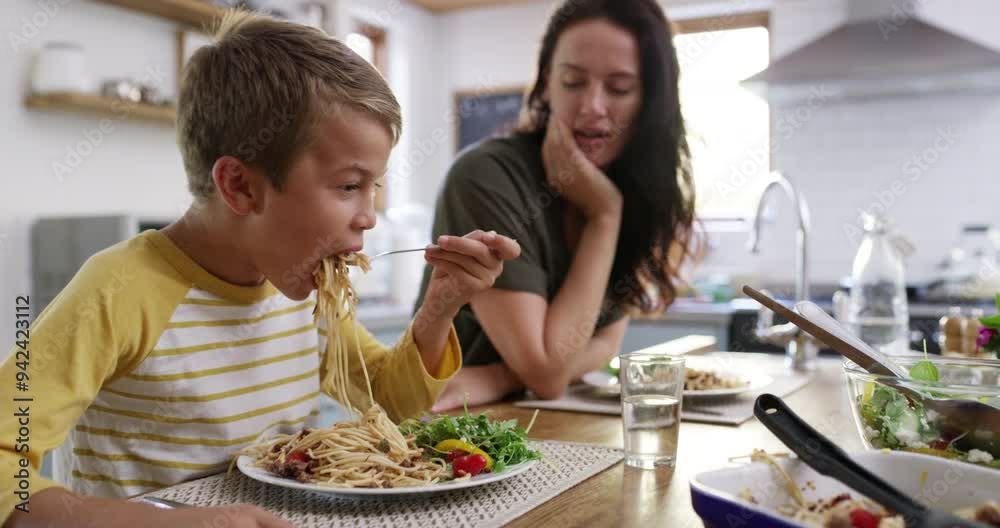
[435,439,493,469]
[928,439,950,450]
[285,451,310,464]
[452,453,488,477]
[849,508,882,528]
[445,449,469,463]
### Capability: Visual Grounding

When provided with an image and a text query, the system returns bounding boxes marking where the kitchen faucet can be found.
[747,172,820,370]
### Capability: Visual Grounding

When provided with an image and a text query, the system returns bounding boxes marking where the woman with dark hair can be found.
[418,0,695,410]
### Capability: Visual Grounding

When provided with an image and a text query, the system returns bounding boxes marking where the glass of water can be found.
[619,353,685,469]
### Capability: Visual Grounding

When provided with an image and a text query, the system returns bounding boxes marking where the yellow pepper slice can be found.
[862,381,875,403]
[434,439,493,469]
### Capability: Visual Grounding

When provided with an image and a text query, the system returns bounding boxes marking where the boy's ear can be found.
[211,156,260,216]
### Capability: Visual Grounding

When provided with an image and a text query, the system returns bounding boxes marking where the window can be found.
[345,22,387,72]
[673,14,770,219]
[346,21,389,212]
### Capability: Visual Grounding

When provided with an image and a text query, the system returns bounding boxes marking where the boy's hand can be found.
[154,504,293,527]
[411,230,519,376]
[4,487,294,528]
[422,230,521,316]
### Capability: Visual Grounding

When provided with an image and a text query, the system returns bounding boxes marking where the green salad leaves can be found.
[860,384,938,450]
[399,407,542,474]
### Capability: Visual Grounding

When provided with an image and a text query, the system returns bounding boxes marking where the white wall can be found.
[417,0,555,206]
[419,0,1000,291]
[348,0,448,210]
[0,0,445,351]
[699,0,1000,287]
[1,1,192,352]
[4,0,999,353]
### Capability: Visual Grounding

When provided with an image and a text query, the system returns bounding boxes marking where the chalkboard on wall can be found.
[453,87,526,153]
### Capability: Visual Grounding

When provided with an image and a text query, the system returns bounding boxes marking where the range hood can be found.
[743,0,1000,102]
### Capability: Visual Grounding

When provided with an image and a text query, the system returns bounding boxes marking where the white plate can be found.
[684,373,773,397]
[580,370,772,398]
[236,456,538,496]
[580,371,623,397]
[690,450,1000,528]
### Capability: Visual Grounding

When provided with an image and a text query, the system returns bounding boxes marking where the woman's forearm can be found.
[541,208,622,385]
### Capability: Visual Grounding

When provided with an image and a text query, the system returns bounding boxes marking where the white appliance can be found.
[31,214,173,317]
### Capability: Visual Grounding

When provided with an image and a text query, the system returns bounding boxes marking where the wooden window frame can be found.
[671,11,770,35]
[351,21,390,212]
[670,11,771,223]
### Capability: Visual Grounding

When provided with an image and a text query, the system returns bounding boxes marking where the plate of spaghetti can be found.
[233,405,540,495]
[233,253,541,495]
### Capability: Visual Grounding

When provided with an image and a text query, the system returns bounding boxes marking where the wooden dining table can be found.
[467,354,863,527]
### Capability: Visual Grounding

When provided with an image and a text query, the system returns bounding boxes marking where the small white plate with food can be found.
[581,367,771,399]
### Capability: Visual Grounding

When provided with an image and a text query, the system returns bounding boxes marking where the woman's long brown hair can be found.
[517,0,696,313]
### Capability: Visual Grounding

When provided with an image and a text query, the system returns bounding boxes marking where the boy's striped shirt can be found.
[0,230,460,512]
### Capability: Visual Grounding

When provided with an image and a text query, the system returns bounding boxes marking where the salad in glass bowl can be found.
[844,354,1000,469]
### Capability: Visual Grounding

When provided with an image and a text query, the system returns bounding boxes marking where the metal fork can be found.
[371,245,440,260]
[138,496,189,509]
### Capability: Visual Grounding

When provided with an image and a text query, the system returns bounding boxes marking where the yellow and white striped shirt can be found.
[0,230,460,516]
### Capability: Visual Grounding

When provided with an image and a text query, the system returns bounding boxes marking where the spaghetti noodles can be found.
[741,449,1000,527]
[313,253,373,415]
[235,253,448,488]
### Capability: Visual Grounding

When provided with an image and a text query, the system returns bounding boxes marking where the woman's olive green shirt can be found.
[416,133,624,367]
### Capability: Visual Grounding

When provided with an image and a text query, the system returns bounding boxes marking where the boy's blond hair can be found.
[177,10,401,200]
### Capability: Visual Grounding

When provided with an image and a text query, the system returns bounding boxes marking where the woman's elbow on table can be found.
[515,358,571,400]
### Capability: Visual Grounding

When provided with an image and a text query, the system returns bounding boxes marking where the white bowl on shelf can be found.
[32,42,90,94]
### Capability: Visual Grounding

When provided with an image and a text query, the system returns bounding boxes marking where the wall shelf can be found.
[93,0,226,29]
[25,92,176,125]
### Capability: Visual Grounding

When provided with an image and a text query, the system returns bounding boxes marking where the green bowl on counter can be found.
[844,355,1000,469]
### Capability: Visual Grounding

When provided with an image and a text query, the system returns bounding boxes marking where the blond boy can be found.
[1,12,518,528]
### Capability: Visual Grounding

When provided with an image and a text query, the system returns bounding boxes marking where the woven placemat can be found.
[134,440,622,527]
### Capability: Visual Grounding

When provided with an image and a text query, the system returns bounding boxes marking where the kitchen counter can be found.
[659,297,992,320]
[634,296,995,355]
[356,296,995,356]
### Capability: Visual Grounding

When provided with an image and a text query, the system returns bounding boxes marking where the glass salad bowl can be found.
[844,355,1000,469]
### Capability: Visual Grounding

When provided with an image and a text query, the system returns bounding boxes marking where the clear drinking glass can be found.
[619,353,685,469]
